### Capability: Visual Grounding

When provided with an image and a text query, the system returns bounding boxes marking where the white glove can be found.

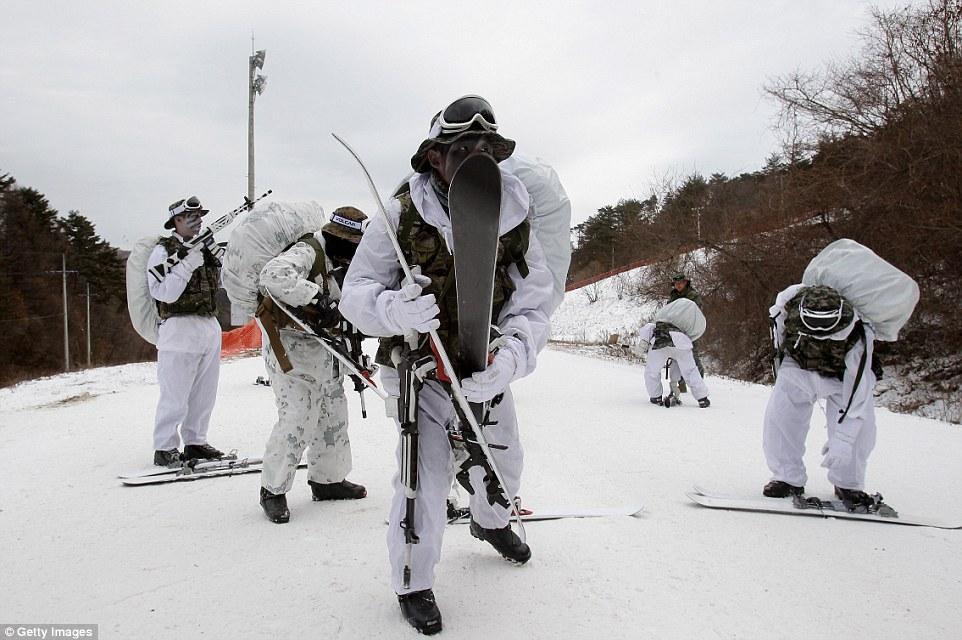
[180,248,205,271]
[380,273,440,335]
[820,436,855,471]
[461,340,521,403]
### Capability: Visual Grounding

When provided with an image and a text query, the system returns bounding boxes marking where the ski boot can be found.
[183,443,224,461]
[649,396,663,405]
[259,487,290,524]
[663,394,681,407]
[697,397,711,408]
[763,480,804,498]
[153,448,182,467]
[469,519,531,564]
[398,589,442,635]
[308,479,367,501]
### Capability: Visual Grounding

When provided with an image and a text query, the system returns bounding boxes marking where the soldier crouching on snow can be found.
[147,196,224,466]
[255,207,371,524]
[338,95,554,635]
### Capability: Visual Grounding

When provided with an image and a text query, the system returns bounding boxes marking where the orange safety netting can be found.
[221,320,262,356]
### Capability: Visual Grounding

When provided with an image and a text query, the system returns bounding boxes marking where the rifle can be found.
[148,189,272,282]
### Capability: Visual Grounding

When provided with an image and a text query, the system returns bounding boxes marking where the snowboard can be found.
[688,486,962,530]
[448,505,646,524]
[120,454,306,486]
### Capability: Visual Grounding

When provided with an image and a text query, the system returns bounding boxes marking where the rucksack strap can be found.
[255,296,294,373]
[837,323,868,424]
[283,233,330,297]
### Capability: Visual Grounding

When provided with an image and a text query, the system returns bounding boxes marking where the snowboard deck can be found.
[688,486,961,530]
[448,505,646,524]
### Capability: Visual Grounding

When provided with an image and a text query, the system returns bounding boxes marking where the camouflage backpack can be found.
[779,285,861,380]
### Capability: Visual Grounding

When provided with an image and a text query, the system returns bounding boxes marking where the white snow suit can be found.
[147,237,222,451]
[638,322,709,401]
[258,234,353,494]
[339,169,554,595]
[763,284,878,490]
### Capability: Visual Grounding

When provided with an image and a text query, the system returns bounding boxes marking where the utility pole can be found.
[248,37,267,201]
[85,282,92,368]
[52,254,77,373]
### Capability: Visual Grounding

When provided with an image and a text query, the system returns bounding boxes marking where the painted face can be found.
[673,280,687,292]
[174,211,203,239]
[429,135,496,185]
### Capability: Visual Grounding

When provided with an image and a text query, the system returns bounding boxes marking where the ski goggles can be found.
[437,95,498,134]
[169,196,205,217]
[799,294,844,332]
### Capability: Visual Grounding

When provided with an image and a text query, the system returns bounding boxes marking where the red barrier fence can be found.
[222,320,261,356]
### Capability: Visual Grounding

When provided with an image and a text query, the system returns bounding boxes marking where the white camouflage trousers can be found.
[762,363,877,490]
[260,330,352,494]
[644,346,709,400]
[153,347,220,451]
[381,369,523,595]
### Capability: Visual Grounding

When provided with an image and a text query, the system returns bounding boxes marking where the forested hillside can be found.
[570,1,962,392]
[0,174,155,385]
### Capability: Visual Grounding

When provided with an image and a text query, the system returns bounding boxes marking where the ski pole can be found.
[149,189,272,281]
[332,132,526,540]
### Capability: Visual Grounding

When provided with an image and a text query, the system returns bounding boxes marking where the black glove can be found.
[294,294,341,332]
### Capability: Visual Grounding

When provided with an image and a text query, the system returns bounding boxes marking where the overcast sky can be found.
[1,0,924,249]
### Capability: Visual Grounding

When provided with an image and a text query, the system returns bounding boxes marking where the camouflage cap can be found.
[672,273,689,282]
[321,206,368,243]
[410,109,515,173]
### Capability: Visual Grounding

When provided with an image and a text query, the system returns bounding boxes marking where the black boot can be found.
[469,519,531,564]
[308,479,367,501]
[697,397,710,408]
[763,480,805,498]
[398,589,442,635]
[650,397,663,405]
[153,448,182,467]
[259,487,290,524]
[183,443,224,460]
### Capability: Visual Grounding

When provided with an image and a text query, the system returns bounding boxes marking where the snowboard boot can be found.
[469,519,531,564]
[183,443,224,461]
[398,589,442,635]
[153,448,182,467]
[697,397,711,408]
[308,479,367,501]
[259,487,290,524]
[763,480,805,498]
[650,397,663,405]
[834,486,877,508]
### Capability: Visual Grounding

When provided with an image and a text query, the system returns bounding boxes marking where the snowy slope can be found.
[1,350,960,640]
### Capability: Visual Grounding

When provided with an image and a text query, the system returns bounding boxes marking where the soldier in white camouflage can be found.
[147,196,225,467]
[256,207,369,524]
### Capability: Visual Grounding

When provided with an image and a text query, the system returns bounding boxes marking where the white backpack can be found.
[126,236,164,345]
[802,238,919,342]
[654,298,707,341]
[221,201,326,321]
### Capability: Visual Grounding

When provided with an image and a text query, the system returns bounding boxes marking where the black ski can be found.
[448,153,506,508]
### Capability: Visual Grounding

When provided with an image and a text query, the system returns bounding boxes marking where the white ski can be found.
[448,505,645,524]
[688,486,961,530]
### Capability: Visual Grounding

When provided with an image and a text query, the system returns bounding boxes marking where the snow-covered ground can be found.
[1,347,960,639]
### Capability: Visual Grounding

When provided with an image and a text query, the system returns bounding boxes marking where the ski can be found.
[688,486,962,530]
[120,456,306,486]
[448,505,645,524]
